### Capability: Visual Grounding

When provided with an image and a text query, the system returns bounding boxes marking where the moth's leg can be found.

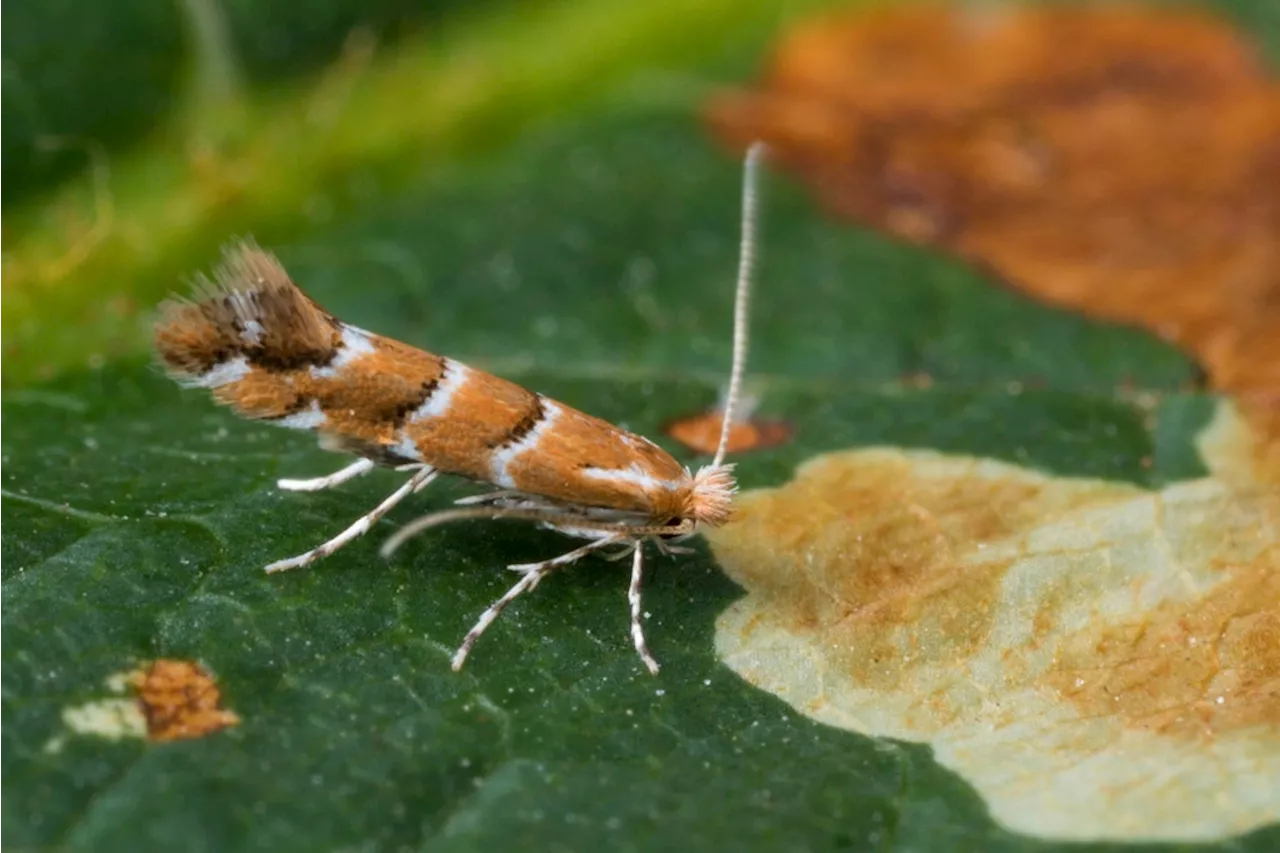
[453,490,528,507]
[654,538,696,557]
[599,544,638,562]
[502,535,618,591]
[629,545,660,675]
[380,508,451,557]
[265,467,438,573]
[277,458,375,492]
[451,537,619,671]
[383,506,655,559]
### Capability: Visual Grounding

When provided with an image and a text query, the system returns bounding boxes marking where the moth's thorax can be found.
[153,243,732,523]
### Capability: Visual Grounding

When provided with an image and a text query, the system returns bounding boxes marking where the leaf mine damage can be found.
[706,4,1280,481]
[664,408,792,456]
[129,659,242,742]
[46,660,240,749]
[707,400,1279,843]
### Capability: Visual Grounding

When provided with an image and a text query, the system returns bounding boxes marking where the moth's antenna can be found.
[712,142,767,469]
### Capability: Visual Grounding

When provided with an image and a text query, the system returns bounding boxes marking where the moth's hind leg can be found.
[452,537,621,671]
[265,465,437,574]
[277,458,375,492]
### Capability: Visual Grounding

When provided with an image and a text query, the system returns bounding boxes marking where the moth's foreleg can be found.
[654,538,696,557]
[628,545,660,675]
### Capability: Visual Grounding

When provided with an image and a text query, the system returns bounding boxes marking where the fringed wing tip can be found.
[152,239,338,381]
[688,463,738,527]
[151,296,217,379]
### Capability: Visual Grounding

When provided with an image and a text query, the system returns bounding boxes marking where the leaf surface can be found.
[4,4,1278,852]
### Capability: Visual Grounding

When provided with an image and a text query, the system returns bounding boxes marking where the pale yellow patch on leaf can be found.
[58,698,149,745]
[708,400,1279,842]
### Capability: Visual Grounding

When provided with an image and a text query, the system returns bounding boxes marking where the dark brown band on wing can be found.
[243,347,336,373]
[391,375,443,425]
[490,393,547,450]
[261,394,314,421]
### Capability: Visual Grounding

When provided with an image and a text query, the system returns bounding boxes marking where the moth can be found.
[153,143,766,674]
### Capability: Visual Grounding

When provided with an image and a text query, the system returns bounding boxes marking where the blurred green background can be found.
[4,0,1279,384]
[3,0,842,386]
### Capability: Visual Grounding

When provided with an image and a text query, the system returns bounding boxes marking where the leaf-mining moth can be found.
[153,144,766,674]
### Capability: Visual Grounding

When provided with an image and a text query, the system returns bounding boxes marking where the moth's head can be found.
[678,143,765,532]
[685,463,738,528]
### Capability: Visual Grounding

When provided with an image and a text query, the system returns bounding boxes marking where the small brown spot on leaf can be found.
[665,408,792,455]
[707,4,1280,481]
[128,659,240,742]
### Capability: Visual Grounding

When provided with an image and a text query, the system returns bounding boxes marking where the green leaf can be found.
[4,3,1278,851]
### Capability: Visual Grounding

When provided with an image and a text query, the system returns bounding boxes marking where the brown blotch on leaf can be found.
[664,408,793,456]
[711,449,1136,699]
[706,4,1280,481]
[1044,544,1280,739]
[128,659,241,742]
